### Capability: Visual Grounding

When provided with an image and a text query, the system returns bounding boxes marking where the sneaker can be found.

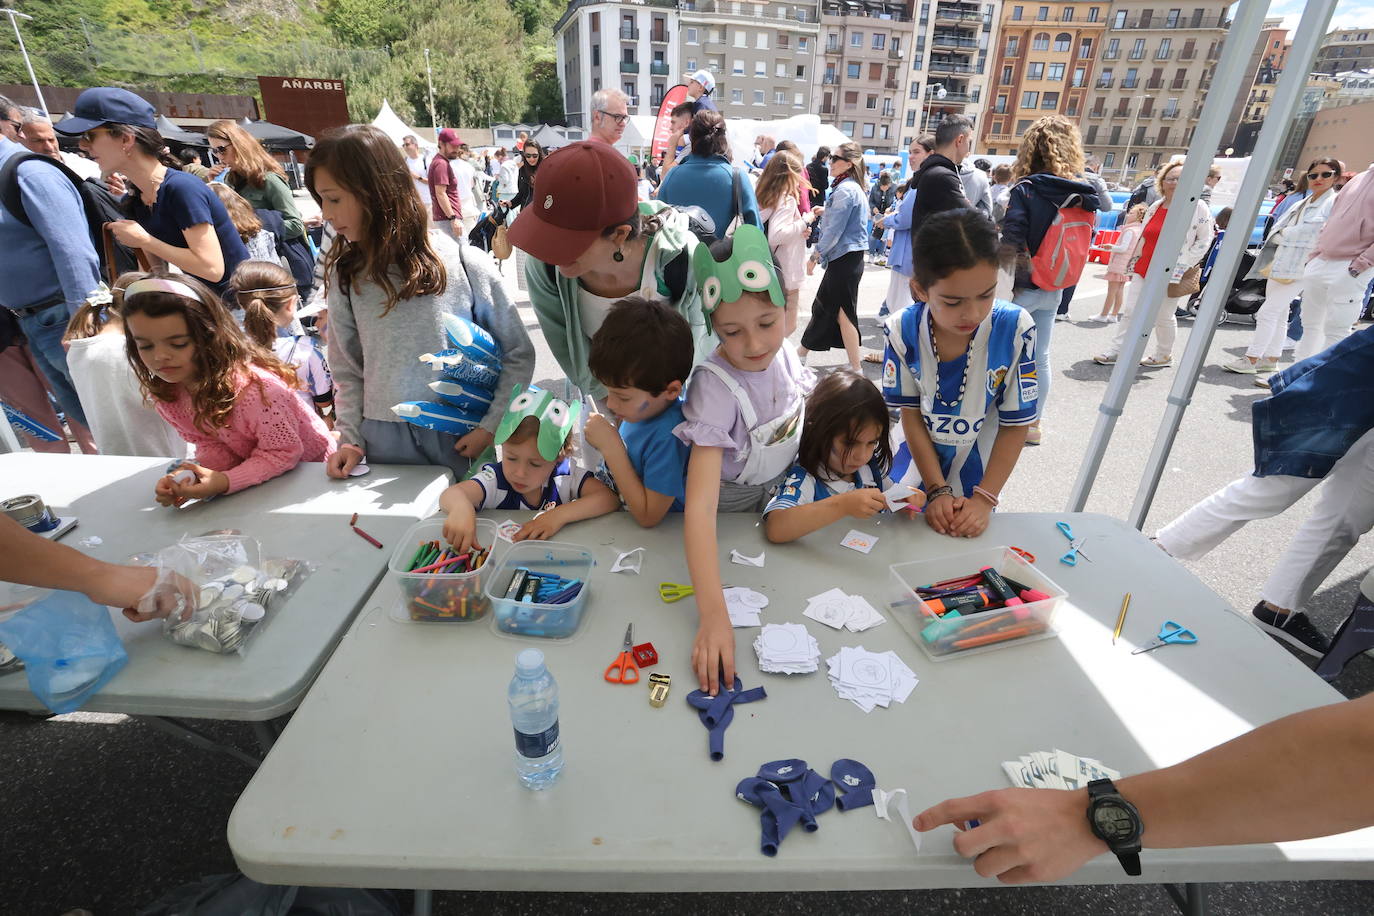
[1092,352,1117,365]
[1054,313,1070,322]
[1254,376,1272,389]
[1139,355,1172,368]
[1282,339,1298,352]
[1254,359,1279,374]
[1251,602,1330,657]
[1174,307,1190,318]
[1025,425,1042,446]
[1221,356,1259,375]
[1089,314,1110,323]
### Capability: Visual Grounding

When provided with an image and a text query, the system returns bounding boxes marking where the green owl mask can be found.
[692,223,785,325]
[494,385,582,461]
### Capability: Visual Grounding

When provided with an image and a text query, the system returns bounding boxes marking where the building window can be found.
[862,122,875,138]
[1072,66,1085,87]
[1079,38,1094,58]
[1165,8,1181,28]
[1126,152,1138,170]
[592,45,600,66]
[1112,9,1126,28]
[881,124,890,140]
[733,58,745,74]
[775,90,786,104]
[1130,38,1145,59]
[1022,90,1039,108]
[868,62,882,80]
[687,27,698,44]
[755,61,766,76]
[1011,5,1023,20]
[1028,62,1044,79]
[1087,7,1099,23]
[1006,36,1020,56]
[686,57,697,71]
[842,121,855,134]
[798,37,809,52]
[1042,91,1059,108]
[1001,65,1014,85]
[735,30,747,47]
[995,94,1007,113]
[1048,62,1065,80]
[756,32,769,49]
[796,65,806,80]
[754,89,765,104]
[776,62,787,78]
[906,110,916,126]
[1054,33,1071,52]
[850,31,863,47]
[590,11,599,31]
[911,80,921,98]
[847,62,861,78]
[866,94,877,109]
[1106,38,1119,58]
[794,91,804,106]
[1032,33,1050,51]
[1037,6,1049,20]
[1103,151,1114,167]
[1062,7,1073,21]
[873,33,886,49]
[1017,119,1032,133]
[732,88,743,103]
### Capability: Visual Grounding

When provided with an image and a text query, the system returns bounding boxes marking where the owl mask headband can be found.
[494,385,582,461]
[692,223,785,326]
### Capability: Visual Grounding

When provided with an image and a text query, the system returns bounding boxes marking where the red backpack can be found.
[1021,184,1097,291]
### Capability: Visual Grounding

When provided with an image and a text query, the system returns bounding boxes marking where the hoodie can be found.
[1000,173,1103,290]
[910,153,970,239]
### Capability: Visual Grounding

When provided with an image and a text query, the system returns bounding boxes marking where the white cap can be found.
[688,69,715,94]
[516,647,546,675]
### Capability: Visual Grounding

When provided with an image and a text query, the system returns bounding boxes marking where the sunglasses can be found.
[80,127,112,144]
[210,142,231,155]
[1307,170,1336,180]
[524,152,540,160]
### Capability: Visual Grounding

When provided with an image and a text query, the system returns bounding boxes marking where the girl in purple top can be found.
[674,225,816,696]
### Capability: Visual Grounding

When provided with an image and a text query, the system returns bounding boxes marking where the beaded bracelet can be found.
[926,485,954,503]
[972,485,1000,507]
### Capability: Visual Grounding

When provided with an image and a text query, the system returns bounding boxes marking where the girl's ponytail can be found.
[242,295,277,349]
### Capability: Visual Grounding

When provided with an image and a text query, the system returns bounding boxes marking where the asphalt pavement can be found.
[2,248,1371,915]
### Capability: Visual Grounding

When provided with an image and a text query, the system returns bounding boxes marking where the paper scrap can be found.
[874,787,923,854]
[77,535,103,547]
[495,519,523,541]
[1002,749,1119,789]
[724,586,769,627]
[730,548,765,567]
[883,483,920,512]
[825,646,918,712]
[803,588,886,632]
[349,463,371,477]
[753,622,821,674]
[610,547,644,574]
[841,529,878,554]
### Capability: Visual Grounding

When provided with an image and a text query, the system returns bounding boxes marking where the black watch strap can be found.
[1087,778,1143,876]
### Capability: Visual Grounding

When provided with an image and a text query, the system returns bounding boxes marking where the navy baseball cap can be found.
[54,87,157,135]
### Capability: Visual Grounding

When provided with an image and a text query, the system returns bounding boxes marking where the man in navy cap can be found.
[0,92,102,432]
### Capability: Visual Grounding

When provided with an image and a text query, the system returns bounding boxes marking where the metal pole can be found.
[1119,93,1145,184]
[1065,0,1271,514]
[424,48,438,130]
[3,9,48,116]
[1125,0,1341,530]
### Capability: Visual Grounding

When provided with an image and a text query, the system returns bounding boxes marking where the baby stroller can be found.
[1182,229,1264,326]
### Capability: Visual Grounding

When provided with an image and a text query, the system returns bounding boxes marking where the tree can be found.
[395,1,529,127]
[523,52,564,124]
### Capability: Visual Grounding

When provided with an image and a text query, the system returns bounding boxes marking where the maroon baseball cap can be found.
[506,142,638,266]
[437,127,462,144]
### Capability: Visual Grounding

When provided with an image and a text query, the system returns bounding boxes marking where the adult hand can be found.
[326,444,365,479]
[924,491,959,536]
[453,427,494,459]
[105,172,127,196]
[107,219,151,248]
[914,787,1104,884]
[844,487,889,520]
[692,614,736,696]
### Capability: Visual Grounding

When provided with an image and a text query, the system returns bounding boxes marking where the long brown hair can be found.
[755,150,803,211]
[797,368,893,480]
[232,260,298,348]
[63,272,140,344]
[209,182,264,243]
[207,119,286,190]
[306,124,445,317]
[831,142,867,191]
[122,268,297,432]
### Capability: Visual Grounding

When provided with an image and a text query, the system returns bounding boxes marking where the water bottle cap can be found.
[515,647,545,675]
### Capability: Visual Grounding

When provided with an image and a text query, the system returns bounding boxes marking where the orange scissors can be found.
[604,623,640,684]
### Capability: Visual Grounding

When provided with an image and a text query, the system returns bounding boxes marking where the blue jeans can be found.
[16,304,86,428]
[1013,287,1060,424]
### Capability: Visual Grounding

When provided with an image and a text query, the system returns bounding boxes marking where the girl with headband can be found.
[233,260,335,423]
[119,270,335,507]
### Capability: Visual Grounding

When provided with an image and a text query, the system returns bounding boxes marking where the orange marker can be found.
[950,622,1047,650]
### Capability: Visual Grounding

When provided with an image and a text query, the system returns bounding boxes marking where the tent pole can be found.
[1065,0,1270,516]
[1126,0,1341,530]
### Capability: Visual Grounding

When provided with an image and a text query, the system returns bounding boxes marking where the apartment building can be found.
[978,1,1107,157]
[678,0,822,120]
[1220,18,1288,156]
[1315,28,1374,76]
[555,0,682,128]
[1080,3,1229,183]
[813,1,913,154]
[893,1,1000,154]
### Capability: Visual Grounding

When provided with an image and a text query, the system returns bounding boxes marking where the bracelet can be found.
[972,485,999,507]
[926,485,954,503]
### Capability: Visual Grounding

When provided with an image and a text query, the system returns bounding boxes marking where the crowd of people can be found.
[3,74,1374,889]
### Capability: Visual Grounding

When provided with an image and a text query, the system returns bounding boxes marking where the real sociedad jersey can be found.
[472,459,594,510]
[763,458,893,514]
[881,300,1038,498]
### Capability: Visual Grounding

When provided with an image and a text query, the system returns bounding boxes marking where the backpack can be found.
[1018,182,1096,291]
[0,151,139,284]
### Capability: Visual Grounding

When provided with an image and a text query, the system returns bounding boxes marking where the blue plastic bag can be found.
[0,587,128,714]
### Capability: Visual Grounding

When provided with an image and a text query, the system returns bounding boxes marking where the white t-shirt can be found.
[577,287,621,341]
[65,332,188,458]
[405,152,432,206]
[451,157,479,215]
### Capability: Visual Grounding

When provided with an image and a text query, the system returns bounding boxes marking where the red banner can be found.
[651,84,691,159]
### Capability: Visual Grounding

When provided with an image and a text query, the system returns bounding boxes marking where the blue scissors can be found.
[1131,620,1198,654]
[1056,521,1092,565]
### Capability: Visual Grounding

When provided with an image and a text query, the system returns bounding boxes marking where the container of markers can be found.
[484,540,595,640]
[888,546,1067,661]
[388,518,499,623]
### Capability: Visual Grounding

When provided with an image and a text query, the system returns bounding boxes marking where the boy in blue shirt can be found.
[584,297,693,527]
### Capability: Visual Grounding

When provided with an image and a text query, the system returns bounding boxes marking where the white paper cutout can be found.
[610,547,644,574]
[841,529,878,554]
[730,548,765,567]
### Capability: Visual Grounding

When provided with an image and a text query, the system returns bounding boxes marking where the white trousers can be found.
[1246,277,1304,360]
[884,268,913,315]
[1156,426,1374,611]
[1294,257,1374,362]
[1108,278,1182,360]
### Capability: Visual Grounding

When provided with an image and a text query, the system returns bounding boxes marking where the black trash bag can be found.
[137,873,403,916]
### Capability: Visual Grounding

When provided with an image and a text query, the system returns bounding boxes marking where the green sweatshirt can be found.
[230,171,305,241]
[525,201,714,399]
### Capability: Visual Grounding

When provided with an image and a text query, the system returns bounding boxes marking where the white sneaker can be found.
[1092,352,1117,365]
[1221,356,1258,375]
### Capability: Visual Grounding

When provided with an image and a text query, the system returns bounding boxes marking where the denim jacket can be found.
[1252,324,1374,479]
[815,177,868,266]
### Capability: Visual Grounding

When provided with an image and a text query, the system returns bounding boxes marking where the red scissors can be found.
[604,623,640,684]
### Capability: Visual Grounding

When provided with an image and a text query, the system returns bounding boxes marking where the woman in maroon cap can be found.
[508,141,714,404]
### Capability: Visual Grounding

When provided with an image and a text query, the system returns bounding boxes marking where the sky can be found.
[1266,0,1374,33]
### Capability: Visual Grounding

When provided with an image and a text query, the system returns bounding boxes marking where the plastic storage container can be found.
[485,540,595,640]
[888,546,1066,661]
[388,517,500,623]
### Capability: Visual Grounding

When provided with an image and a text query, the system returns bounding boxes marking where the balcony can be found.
[1111,14,1229,30]
[888,46,904,59]
[932,34,978,50]
[1146,78,1163,90]
[820,103,836,114]
[1096,77,1115,88]
[1110,108,1131,119]
[650,61,670,75]
[1103,49,1119,60]
[1170,79,1189,90]
[825,44,842,55]
[651,30,668,43]
[884,78,899,89]
[1161,108,1180,119]
[1128,51,1145,60]
[1121,78,1139,89]
[620,61,639,73]
[933,6,982,25]
[1155,48,1173,60]
[1087,108,1106,119]
[1179,48,1196,60]
[778,38,790,51]
[620,26,639,40]
[1004,45,1020,58]
[821,3,911,22]
[823,73,839,84]
[928,59,975,74]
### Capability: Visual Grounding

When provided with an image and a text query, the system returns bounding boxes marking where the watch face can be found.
[1092,800,1141,843]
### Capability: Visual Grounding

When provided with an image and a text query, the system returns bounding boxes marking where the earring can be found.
[612,248,625,262]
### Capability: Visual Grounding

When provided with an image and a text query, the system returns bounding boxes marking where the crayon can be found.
[349,512,359,527]
[352,525,384,549]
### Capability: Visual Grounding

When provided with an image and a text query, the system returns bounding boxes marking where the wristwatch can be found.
[1086,778,1143,876]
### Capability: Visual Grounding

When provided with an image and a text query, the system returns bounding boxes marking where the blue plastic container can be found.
[486,541,595,640]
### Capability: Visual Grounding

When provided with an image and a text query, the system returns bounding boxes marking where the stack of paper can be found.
[803,587,886,632]
[825,646,919,712]
[754,623,821,674]
[725,587,769,627]
[1002,749,1121,791]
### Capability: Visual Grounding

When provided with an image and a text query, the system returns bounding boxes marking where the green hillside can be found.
[0,0,565,127]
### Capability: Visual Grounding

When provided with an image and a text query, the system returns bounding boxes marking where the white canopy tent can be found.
[721,114,852,167]
[371,100,437,155]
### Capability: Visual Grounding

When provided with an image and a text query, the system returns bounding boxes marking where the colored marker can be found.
[949,623,1047,650]
[979,567,1023,606]
[924,588,995,616]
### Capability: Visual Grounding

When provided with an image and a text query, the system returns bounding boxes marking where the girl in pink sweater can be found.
[120,271,335,507]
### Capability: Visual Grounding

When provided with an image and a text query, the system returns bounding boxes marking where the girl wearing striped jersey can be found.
[882,209,1039,538]
[763,369,924,543]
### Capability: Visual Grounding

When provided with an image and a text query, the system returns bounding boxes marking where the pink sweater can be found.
[155,365,336,494]
[1310,165,1374,274]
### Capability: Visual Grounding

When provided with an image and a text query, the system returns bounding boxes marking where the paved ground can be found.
[2,244,1372,915]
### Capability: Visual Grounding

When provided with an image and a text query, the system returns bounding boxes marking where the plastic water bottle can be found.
[508,648,564,789]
